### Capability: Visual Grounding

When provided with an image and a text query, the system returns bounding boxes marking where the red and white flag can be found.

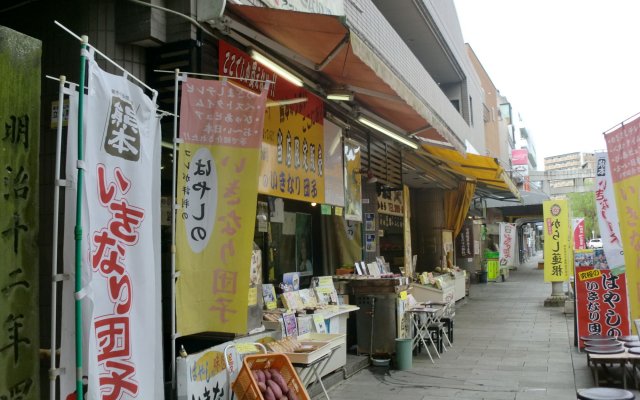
[60,58,164,400]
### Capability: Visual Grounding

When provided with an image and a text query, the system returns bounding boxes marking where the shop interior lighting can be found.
[357,116,419,150]
[326,91,354,101]
[250,49,304,87]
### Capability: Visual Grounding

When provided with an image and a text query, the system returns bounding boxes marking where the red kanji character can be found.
[97,165,130,205]
[99,360,139,400]
[212,269,237,295]
[95,316,130,362]
[209,298,236,323]
[92,230,125,275]
[109,200,145,244]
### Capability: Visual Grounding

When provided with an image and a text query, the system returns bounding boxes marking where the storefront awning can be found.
[422,144,521,201]
[222,5,466,153]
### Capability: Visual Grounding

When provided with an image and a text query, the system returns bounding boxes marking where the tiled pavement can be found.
[325,253,640,399]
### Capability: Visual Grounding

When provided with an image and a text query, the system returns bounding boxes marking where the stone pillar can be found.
[544,281,568,307]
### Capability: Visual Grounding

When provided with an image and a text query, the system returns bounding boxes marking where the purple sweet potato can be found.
[286,389,298,400]
[255,369,265,383]
[264,386,275,400]
[279,397,288,400]
[267,379,283,398]
[264,369,271,380]
[257,382,267,393]
[269,369,289,394]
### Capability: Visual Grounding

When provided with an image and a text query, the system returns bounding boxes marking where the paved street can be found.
[326,253,639,399]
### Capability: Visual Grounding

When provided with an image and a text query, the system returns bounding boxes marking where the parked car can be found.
[588,238,603,249]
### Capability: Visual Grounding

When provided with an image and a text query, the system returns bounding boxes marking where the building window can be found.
[469,96,473,126]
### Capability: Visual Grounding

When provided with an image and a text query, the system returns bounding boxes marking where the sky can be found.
[453,0,640,168]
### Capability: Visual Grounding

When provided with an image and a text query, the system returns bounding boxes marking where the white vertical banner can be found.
[595,151,625,269]
[499,222,517,267]
[61,58,164,400]
[323,118,344,207]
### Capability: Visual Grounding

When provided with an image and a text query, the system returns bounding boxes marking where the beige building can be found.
[544,152,596,171]
[465,44,511,167]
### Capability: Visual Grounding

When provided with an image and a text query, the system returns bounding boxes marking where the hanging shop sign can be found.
[0,27,40,400]
[456,220,474,258]
[219,40,325,204]
[60,58,164,400]
[499,222,516,267]
[572,218,586,250]
[543,199,571,282]
[176,77,268,335]
[575,250,630,348]
[594,152,624,270]
[343,141,362,222]
[605,120,640,327]
[377,189,403,216]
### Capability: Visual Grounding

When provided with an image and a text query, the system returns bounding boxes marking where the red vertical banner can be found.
[575,262,630,347]
[572,218,586,250]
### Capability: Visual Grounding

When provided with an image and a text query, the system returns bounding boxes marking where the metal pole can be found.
[49,75,67,400]
[171,68,180,392]
[74,36,89,400]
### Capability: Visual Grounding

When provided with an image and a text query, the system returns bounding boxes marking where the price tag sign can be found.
[399,291,408,300]
[248,287,258,306]
[235,343,259,354]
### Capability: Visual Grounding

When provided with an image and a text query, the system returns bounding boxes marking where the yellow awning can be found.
[422,144,520,201]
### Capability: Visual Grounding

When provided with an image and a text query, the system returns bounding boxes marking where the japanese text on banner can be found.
[605,118,640,329]
[543,200,571,282]
[575,265,630,347]
[218,40,325,203]
[176,78,268,335]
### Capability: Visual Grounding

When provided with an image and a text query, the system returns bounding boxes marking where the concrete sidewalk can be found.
[325,253,639,399]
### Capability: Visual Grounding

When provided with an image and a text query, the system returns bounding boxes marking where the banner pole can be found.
[49,75,67,400]
[74,36,89,400]
[171,68,180,391]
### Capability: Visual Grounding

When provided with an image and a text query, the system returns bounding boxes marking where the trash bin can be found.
[395,338,412,370]
[478,270,488,283]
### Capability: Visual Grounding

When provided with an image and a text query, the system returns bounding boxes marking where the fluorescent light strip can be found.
[250,50,304,87]
[357,116,419,150]
[326,93,353,101]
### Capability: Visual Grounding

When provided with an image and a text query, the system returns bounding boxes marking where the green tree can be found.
[567,191,600,239]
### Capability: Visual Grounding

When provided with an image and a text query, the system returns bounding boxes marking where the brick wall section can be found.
[345,0,472,149]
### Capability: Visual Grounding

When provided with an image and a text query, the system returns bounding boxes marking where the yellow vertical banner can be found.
[176,78,268,335]
[543,199,571,282]
[605,118,640,328]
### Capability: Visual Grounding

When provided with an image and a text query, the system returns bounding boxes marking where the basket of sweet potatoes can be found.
[231,353,310,400]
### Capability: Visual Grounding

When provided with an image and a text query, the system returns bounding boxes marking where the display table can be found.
[293,333,346,379]
[411,282,454,304]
